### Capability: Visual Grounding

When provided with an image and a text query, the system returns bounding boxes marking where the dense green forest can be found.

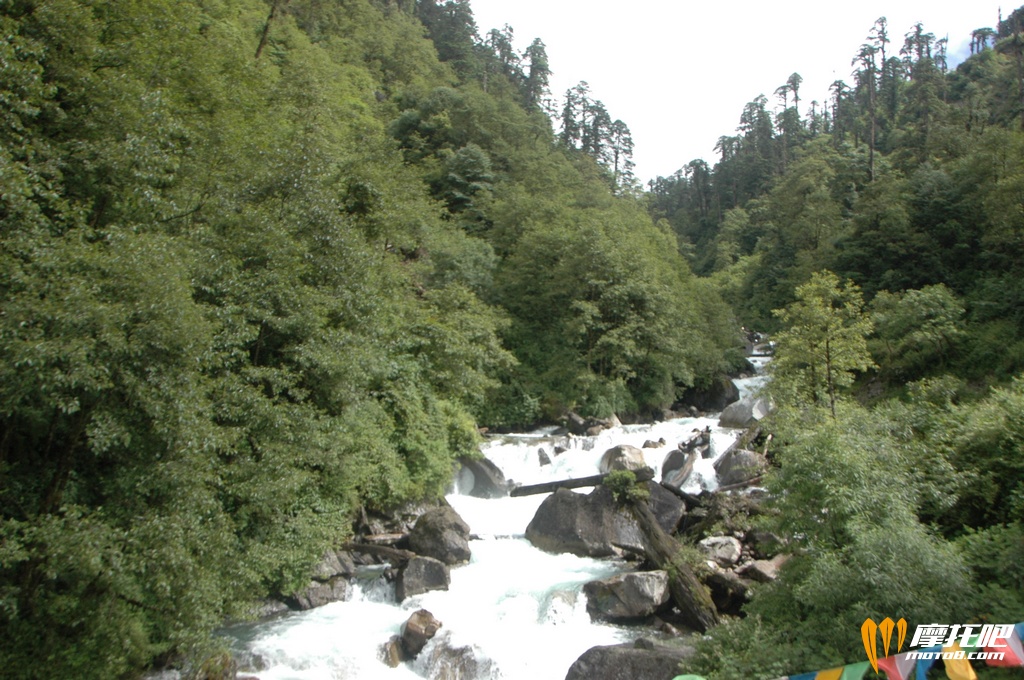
[2,0,1024,678]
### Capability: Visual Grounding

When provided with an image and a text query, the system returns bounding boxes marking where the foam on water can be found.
[223,414,750,679]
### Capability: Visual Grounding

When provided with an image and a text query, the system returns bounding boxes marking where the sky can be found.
[468,0,1006,184]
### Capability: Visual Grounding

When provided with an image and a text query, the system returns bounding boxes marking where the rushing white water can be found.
[222,412,749,680]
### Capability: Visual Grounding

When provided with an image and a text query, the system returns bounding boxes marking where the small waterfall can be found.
[222,414,748,679]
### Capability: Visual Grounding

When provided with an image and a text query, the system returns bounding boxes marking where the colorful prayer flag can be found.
[943,642,977,680]
[877,651,916,679]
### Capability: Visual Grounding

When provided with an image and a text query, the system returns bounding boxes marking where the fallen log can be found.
[509,467,654,497]
[715,475,765,493]
[628,496,720,633]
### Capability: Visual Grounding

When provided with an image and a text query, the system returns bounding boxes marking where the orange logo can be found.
[862,617,907,673]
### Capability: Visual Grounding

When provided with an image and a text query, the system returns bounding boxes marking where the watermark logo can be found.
[862,617,907,673]
[862,619,1011,669]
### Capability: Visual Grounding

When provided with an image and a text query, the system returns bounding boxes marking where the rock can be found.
[714,448,767,487]
[454,456,509,499]
[381,635,408,667]
[645,481,685,533]
[677,377,742,413]
[699,535,742,567]
[583,571,671,620]
[525,486,645,557]
[418,631,493,679]
[251,598,290,619]
[642,438,665,449]
[598,444,648,473]
[408,506,472,565]
[538,447,552,466]
[287,577,349,610]
[747,529,783,558]
[396,555,450,601]
[704,564,750,616]
[400,609,442,658]
[738,554,790,583]
[718,395,773,429]
[661,450,697,490]
[311,550,356,581]
[564,640,696,680]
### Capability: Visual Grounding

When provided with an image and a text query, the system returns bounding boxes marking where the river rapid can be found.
[220,372,769,680]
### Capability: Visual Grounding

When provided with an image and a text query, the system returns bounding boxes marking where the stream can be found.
[219,412,756,680]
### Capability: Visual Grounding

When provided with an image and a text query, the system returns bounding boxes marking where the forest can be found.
[0,0,1022,678]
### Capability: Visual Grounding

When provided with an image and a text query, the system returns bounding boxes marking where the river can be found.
[218,406,759,680]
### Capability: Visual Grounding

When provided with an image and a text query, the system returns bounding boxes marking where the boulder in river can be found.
[714,448,767,487]
[408,506,472,565]
[525,486,644,557]
[564,639,696,680]
[396,555,450,601]
[583,570,671,621]
[400,609,443,658]
[286,578,349,610]
[454,456,509,498]
[598,444,649,473]
[699,535,743,568]
[718,395,773,429]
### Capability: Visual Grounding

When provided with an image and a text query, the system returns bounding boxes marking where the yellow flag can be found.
[943,642,978,680]
[815,668,844,680]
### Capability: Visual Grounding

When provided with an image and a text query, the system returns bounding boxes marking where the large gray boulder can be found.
[525,486,644,557]
[598,444,649,473]
[714,448,767,487]
[699,535,743,568]
[718,395,773,429]
[408,506,472,565]
[454,456,509,498]
[661,449,698,490]
[583,571,671,620]
[396,556,450,601]
[564,640,696,680]
[677,376,742,412]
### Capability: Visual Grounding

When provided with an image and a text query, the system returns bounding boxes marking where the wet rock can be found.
[396,555,450,601]
[583,570,671,620]
[408,506,472,565]
[381,635,408,667]
[661,450,697,490]
[312,550,356,581]
[699,535,742,568]
[525,486,644,557]
[715,448,767,487]
[677,377,742,413]
[455,456,509,499]
[598,444,648,473]
[250,598,289,619]
[286,577,349,610]
[401,609,443,658]
[718,395,773,429]
[564,640,696,680]
[538,447,552,466]
[417,631,493,679]
[642,438,666,449]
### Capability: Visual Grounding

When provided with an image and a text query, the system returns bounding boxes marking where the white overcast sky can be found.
[468,0,1006,183]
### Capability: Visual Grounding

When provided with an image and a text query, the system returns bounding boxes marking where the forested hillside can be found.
[648,10,1024,386]
[648,10,1024,679]
[0,1,737,676]
[6,0,1024,678]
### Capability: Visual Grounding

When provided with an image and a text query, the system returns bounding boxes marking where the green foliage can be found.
[603,470,650,504]
[870,284,966,378]
[0,1,740,675]
[770,271,875,416]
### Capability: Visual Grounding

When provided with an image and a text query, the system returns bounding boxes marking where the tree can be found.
[770,271,875,417]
